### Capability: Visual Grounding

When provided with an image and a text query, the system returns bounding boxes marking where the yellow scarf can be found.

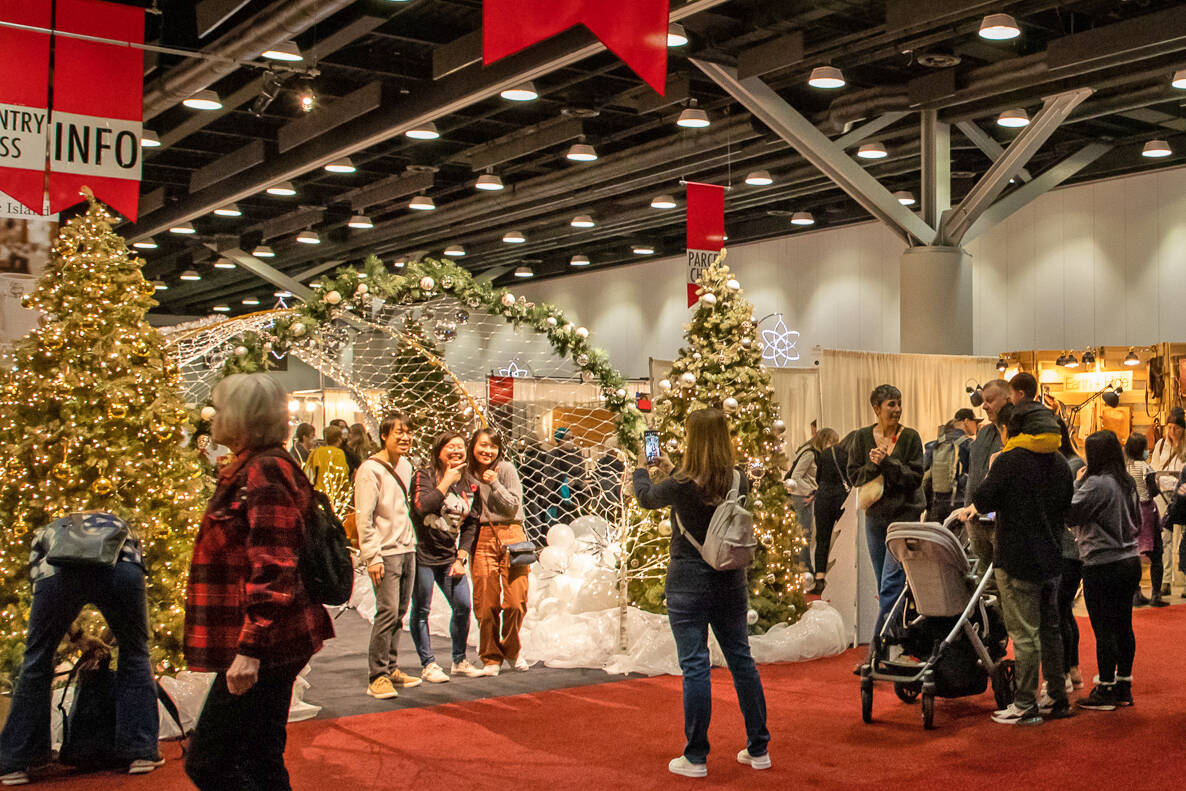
[1002,433,1061,454]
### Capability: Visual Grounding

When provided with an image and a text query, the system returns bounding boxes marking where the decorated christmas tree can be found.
[0,198,207,686]
[627,255,806,629]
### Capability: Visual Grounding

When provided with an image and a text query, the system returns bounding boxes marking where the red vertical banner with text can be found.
[48,0,144,220]
[685,182,725,307]
[0,0,51,213]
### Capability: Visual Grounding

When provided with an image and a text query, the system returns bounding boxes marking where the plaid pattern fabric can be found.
[184,447,334,672]
[27,513,144,584]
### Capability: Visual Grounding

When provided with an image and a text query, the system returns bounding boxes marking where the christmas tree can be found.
[628,255,806,630]
[0,198,207,687]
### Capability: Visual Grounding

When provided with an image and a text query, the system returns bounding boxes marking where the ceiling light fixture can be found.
[651,194,677,209]
[242,296,261,305]
[501,82,538,101]
[1082,349,1097,365]
[443,244,466,257]
[298,86,315,113]
[979,13,1020,41]
[1143,139,1172,158]
[503,230,526,244]
[807,66,845,89]
[212,305,231,313]
[857,141,888,159]
[132,238,158,249]
[324,157,356,173]
[1124,348,1141,366]
[475,173,504,191]
[633,244,655,255]
[1173,69,1186,89]
[274,290,293,298]
[894,190,916,205]
[182,89,222,110]
[168,222,196,234]
[347,214,373,229]
[405,122,440,140]
[997,108,1030,128]
[566,143,598,162]
[1064,352,1080,368]
[266,181,296,196]
[996,357,1008,372]
[213,258,236,269]
[392,257,407,268]
[513,265,534,278]
[790,211,815,226]
[667,22,688,47]
[571,215,595,228]
[213,203,241,216]
[409,195,436,210]
[252,245,275,258]
[745,170,773,186]
[295,230,320,244]
[179,269,201,281]
[676,102,710,128]
[140,129,161,147]
[570,254,591,267]
[261,40,303,62]
[153,280,167,291]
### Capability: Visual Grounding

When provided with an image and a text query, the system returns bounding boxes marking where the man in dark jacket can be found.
[972,427,1074,725]
[960,379,1010,571]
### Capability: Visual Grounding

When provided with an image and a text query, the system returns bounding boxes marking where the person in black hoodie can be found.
[972,407,1074,725]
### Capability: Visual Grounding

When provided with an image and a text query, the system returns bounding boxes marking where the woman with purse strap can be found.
[846,384,925,635]
[467,428,531,675]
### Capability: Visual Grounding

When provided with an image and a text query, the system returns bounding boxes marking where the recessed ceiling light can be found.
[213,203,241,216]
[443,244,466,257]
[261,40,303,62]
[179,269,201,281]
[252,245,275,258]
[570,254,591,267]
[392,257,407,268]
[324,157,356,173]
[274,290,293,298]
[347,214,373,229]
[677,105,710,128]
[169,222,196,234]
[153,280,167,291]
[1173,69,1186,89]
[894,190,916,206]
[132,238,158,249]
[140,129,161,147]
[571,215,595,228]
[182,89,222,110]
[790,211,815,226]
[566,143,598,162]
[513,265,534,278]
[409,195,436,210]
[745,170,773,186]
[242,296,261,305]
[405,122,440,140]
[501,82,538,101]
[503,230,526,244]
[475,173,504,191]
[807,66,845,89]
[667,23,688,47]
[997,108,1030,127]
[857,141,888,159]
[266,181,296,196]
[212,304,231,313]
[296,230,320,244]
[979,13,1020,40]
[1143,139,1172,158]
[213,258,236,269]
[650,194,677,209]
[633,244,655,255]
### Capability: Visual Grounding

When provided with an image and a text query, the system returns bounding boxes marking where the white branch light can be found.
[807,66,845,89]
[745,170,773,186]
[979,13,1020,40]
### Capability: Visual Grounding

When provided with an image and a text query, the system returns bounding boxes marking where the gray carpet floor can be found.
[303,608,625,719]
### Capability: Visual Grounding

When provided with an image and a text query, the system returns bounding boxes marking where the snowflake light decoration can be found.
[760,315,800,367]
[498,359,531,378]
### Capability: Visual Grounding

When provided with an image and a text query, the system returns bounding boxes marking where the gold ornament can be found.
[153,423,176,441]
[43,333,64,350]
[108,402,128,419]
[139,280,157,297]
[53,462,72,482]
[91,477,115,496]
[6,456,25,475]
[79,316,98,331]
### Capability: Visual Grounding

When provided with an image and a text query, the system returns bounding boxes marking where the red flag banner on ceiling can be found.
[685,182,725,307]
[483,0,670,95]
[0,0,51,214]
[48,0,144,220]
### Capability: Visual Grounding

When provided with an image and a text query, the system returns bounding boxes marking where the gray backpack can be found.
[674,471,757,570]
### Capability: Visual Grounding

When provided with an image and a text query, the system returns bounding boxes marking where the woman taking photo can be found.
[633,408,769,779]
[184,374,334,791]
[1068,430,1141,711]
[468,428,531,675]
[810,428,845,596]
[847,384,925,633]
[410,431,486,682]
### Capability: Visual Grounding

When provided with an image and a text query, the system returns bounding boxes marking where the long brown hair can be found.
[673,408,734,504]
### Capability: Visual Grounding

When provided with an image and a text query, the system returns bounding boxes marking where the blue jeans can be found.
[865,514,906,636]
[410,561,473,667]
[0,562,158,770]
[791,495,815,574]
[665,558,769,765]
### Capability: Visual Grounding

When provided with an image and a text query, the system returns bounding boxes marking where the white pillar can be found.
[899,246,972,355]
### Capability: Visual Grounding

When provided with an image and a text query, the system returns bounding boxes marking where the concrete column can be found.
[899,245,972,355]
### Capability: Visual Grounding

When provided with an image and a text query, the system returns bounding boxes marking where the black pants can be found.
[812,491,846,577]
[185,665,302,791]
[1081,557,1141,684]
[1146,526,1164,593]
[1056,557,1083,671]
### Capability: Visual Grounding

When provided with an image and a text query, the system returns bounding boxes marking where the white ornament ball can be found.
[575,326,589,339]
[692,352,702,360]
[546,523,575,550]
[658,378,672,392]
[657,519,672,537]
[723,396,739,412]
[501,292,516,307]
[615,388,626,399]
[325,290,342,305]
[546,316,558,328]
[234,345,248,357]
[563,322,574,333]
[727,278,741,291]
[746,608,759,626]
[261,342,273,354]
[355,283,368,296]
[741,337,753,349]
[700,293,717,306]
[289,322,306,337]
[773,419,787,435]
[680,372,696,387]
[200,406,216,421]
[666,438,679,451]
[420,276,436,292]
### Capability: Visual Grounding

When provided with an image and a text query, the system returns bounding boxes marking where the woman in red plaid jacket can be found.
[184,374,334,791]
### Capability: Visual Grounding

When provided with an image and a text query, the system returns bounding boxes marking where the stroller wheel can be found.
[922,692,935,730]
[894,682,921,704]
[992,659,1016,709]
[861,678,874,723]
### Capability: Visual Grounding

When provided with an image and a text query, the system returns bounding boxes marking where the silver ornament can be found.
[658,378,672,392]
[419,276,436,292]
[576,326,589,339]
[234,345,248,357]
[576,353,589,366]
[666,438,679,451]
[727,279,741,291]
[741,337,753,348]
[355,283,369,296]
[324,290,342,305]
[680,372,696,387]
[772,419,787,435]
[455,310,470,325]
[700,293,717,306]
[746,609,758,625]
[692,352,701,360]
[748,461,765,478]
[441,275,454,289]
[723,396,739,412]
[546,316,558,328]
[501,292,516,308]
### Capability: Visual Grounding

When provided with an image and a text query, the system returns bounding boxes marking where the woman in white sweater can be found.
[1150,408,1186,596]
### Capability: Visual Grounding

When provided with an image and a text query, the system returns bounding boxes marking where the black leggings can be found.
[1146,525,1164,593]
[813,492,846,577]
[1081,557,1141,683]
[1057,557,1083,671]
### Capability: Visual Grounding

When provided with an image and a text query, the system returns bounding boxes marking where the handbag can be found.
[857,476,885,510]
[44,512,129,568]
[505,541,538,567]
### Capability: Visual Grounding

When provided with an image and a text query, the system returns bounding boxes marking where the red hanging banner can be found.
[0,0,51,213]
[47,0,144,220]
[685,182,725,307]
[484,0,670,95]
[487,375,515,406]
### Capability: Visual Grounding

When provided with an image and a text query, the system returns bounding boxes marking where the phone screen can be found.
[644,431,661,463]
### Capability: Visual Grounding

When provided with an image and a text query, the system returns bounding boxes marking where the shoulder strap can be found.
[368,458,410,506]
[157,681,189,752]
[671,510,704,553]
[830,447,851,492]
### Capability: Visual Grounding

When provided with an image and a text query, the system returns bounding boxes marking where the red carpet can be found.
[28,606,1186,791]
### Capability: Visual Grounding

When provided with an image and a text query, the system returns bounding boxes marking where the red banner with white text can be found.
[0,0,51,213]
[47,0,144,220]
[685,182,725,307]
[484,0,670,94]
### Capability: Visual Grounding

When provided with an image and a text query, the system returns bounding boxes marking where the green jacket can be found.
[846,425,926,522]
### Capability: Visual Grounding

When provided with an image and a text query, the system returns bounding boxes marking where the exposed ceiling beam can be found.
[955,121,1033,182]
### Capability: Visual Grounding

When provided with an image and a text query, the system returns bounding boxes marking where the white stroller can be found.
[858,516,1013,730]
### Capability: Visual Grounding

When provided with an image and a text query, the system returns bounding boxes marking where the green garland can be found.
[219,255,645,449]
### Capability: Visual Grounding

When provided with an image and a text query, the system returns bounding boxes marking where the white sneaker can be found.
[451,659,485,678]
[481,662,501,677]
[421,662,450,684]
[128,757,166,774]
[0,769,29,786]
[737,749,771,770]
[668,756,707,778]
[1036,691,1055,712]
[514,656,532,672]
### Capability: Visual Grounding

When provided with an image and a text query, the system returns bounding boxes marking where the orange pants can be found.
[472,523,530,665]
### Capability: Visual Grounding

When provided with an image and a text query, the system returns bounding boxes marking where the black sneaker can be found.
[1077,685,1117,711]
[1112,679,1134,707]
[1160,584,1171,597]
[1150,595,1170,608]
[1045,700,1077,719]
